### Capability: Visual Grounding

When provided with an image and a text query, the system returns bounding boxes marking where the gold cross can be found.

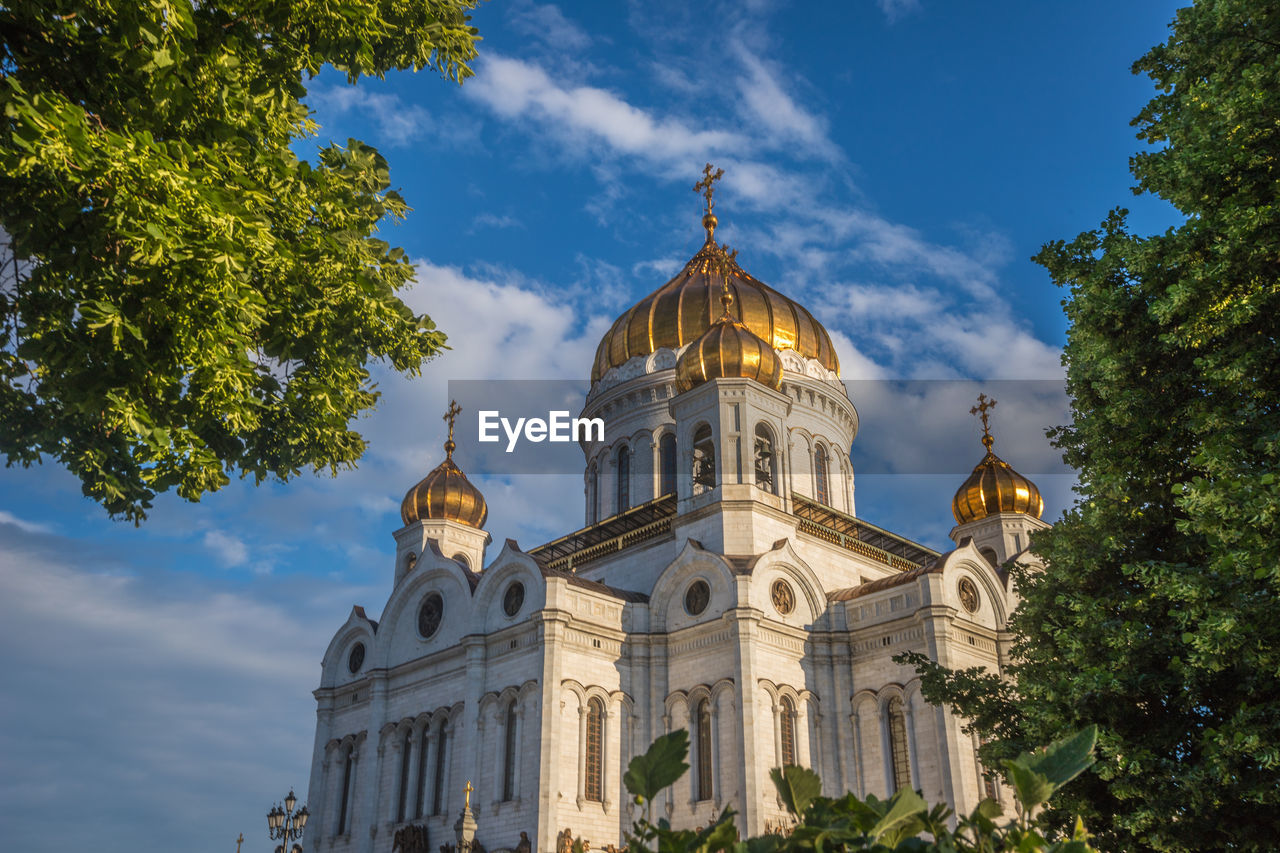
[693,163,725,216]
[236,834,244,853]
[463,780,474,809]
[969,393,997,449]
[443,400,462,442]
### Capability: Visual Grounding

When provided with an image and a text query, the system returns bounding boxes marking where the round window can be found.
[771,579,795,615]
[503,581,525,617]
[418,592,444,638]
[347,642,365,673]
[684,579,710,616]
[958,577,980,613]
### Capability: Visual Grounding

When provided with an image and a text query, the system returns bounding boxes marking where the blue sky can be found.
[0,2,1185,852]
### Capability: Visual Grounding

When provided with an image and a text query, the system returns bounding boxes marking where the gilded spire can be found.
[970,393,997,451]
[442,399,462,459]
[693,162,725,241]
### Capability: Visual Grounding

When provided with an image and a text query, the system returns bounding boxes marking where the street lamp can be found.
[267,790,309,853]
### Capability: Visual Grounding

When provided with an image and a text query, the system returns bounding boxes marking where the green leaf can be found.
[624,729,689,801]
[1022,725,1097,790]
[768,764,822,816]
[867,787,928,843]
[1003,760,1055,812]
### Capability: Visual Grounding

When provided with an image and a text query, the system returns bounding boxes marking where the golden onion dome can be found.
[591,213,839,383]
[676,284,783,392]
[401,403,488,529]
[951,396,1043,524]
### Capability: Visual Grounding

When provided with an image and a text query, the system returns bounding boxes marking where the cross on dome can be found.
[443,399,462,458]
[694,162,725,240]
[970,393,997,450]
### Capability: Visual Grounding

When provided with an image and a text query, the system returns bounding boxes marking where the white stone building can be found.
[304,201,1048,853]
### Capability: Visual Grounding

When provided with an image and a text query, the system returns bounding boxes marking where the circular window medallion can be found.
[958,577,980,613]
[684,579,710,616]
[503,581,525,617]
[418,592,444,638]
[347,642,365,673]
[771,579,795,615]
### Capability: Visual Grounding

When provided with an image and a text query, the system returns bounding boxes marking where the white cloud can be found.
[731,45,840,161]
[466,55,746,166]
[202,529,250,568]
[470,212,524,232]
[307,86,433,148]
[509,0,592,51]
[0,509,52,534]
[0,538,338,853]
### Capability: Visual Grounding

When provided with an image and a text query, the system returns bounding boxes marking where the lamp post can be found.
[267,790,309,853]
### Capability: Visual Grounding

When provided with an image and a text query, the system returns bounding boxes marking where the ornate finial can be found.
[463,780,474,809]
[715,243,738,317]
[693,163,725,240]
[443,400,462,458]
[235,834,244,853]
[969,393,997,451]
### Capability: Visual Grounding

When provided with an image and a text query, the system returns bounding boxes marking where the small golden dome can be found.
[675,312,784,393]
[401,404,488,529]
[951,396,1043,524]
[591,236,839,383]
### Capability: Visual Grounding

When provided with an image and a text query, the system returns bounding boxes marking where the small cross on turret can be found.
[694,163,725,239]
[443,400,462,458]
[970,393,997,450]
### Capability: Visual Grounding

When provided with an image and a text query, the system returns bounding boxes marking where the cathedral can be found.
[303,170,1049,853]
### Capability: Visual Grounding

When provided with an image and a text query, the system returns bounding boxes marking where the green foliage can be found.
[621,727,1098,853]
[626,728,691,803]
[904,1,1280,848]
[0,0,479,520]
[769,765,822,817]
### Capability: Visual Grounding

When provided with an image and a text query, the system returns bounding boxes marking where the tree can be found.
[904,1,1280,849]
[0,0,479,521]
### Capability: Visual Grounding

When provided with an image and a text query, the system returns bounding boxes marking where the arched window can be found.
[337,746,354,835]
[980,547,998,567]
[814,445,830,506]
[754,424,777,493]
[692,425,716,494]
[415,727,429,818]
[779,696,797,767]
[696,698,714,800]
[888,698,911,792]
[659,433,677,496]
[616,447,631,513]
[503,700,519,801]
[585,698,605,802]
[432,726,448,815]
[396,729,412,822]
[587,462,598,525]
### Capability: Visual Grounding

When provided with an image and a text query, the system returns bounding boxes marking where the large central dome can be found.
[591,227,840,383]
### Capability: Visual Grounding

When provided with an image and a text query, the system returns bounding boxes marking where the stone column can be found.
[535,609,569,853]
[729,606,764,836]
